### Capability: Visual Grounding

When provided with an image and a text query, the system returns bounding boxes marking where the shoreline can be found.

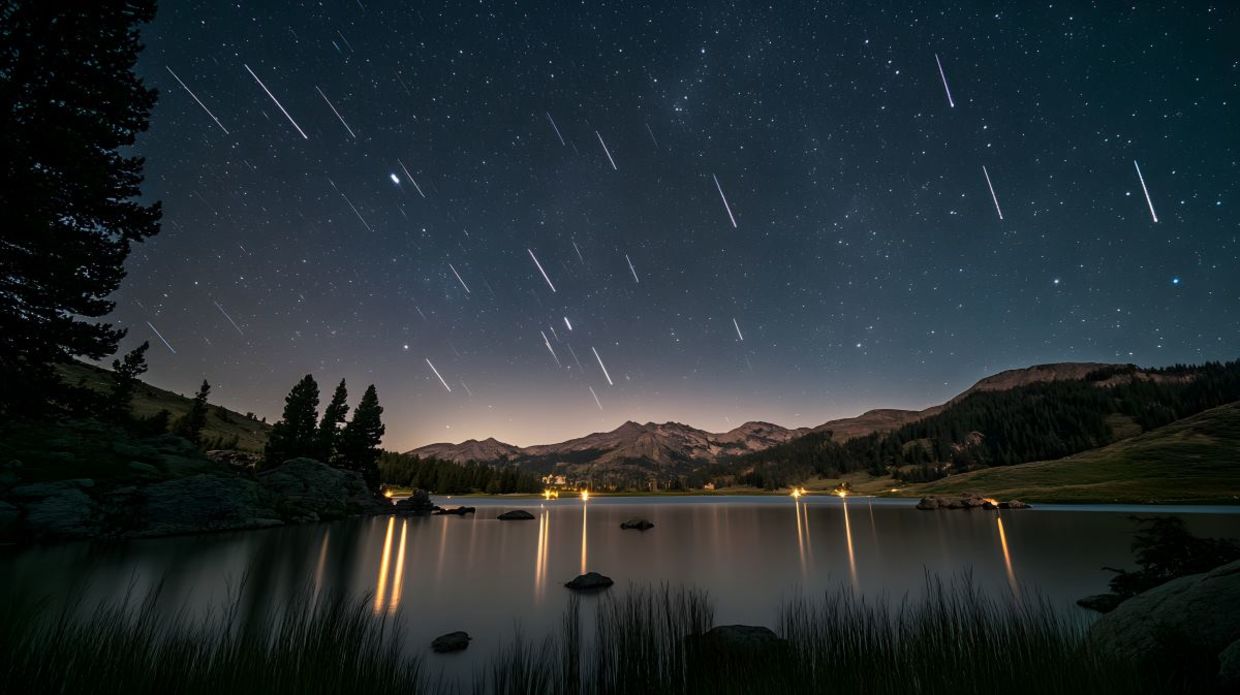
[392,487,1240,507]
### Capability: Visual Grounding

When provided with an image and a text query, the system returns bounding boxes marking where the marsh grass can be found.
[1,578,1173,695]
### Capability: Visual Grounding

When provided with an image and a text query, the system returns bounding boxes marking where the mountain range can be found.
[407,361,1144,475]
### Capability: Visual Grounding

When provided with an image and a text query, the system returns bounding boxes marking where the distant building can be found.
[542,474,568,486]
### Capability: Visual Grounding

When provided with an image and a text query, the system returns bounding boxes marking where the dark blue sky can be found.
[118,1,1238,449]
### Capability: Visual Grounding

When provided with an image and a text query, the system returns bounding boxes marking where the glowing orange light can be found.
[580,490,590,501]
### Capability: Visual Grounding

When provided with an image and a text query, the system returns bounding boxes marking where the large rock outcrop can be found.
[135,474,278,537]
[10,479,100,539]
[1089,559,1240,687]
[258,458,389,520]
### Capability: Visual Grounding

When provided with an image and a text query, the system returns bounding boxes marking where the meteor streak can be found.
[165,66,229,134]
[528,249,557,292]
[625,254,639,283]
[934,53,955,108]
[448,263,471,293]
[595,130,617,170]
[545,112,566,146]
[588,386,604,410]
[146,321,176,354]
[712,174,738,228]
[244,64,308,139]
[541,331,562,367]
[591,347,614,386]
[982,165,1003,220]
[213,301,244,335]
[425,358,451,392]
[1133,160,1159,223]
[315,86,356,138]
[732,318,744,341]
[396,159,426,198]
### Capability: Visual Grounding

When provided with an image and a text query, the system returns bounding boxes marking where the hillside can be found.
[911,401,1240,504]
[58,361,271,452]
[405,360,1240,489]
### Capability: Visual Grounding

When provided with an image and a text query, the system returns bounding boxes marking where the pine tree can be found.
[175,380,211,446]
[0,1,161,417]
[316,379,349,463]
[108,341,149,421]
[340,385,385,489]
[264,375,320,467]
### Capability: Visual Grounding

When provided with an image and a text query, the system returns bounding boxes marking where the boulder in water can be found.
[497,509,535,520]
[565,572,614,591]
[620,518,654,531]
[394,489,435,516]
[434,505,476,516]
[916,496,940,510]
[431,631,471,653]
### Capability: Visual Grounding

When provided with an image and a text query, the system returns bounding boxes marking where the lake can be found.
[3,496,1237,678]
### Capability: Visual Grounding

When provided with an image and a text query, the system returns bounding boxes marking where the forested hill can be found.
[732,360,1240,487]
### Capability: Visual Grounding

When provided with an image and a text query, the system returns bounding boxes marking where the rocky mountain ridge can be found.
[408,361,1152,469]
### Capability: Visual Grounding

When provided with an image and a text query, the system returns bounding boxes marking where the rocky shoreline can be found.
[0,444,394,544]
[916,493,1031,511]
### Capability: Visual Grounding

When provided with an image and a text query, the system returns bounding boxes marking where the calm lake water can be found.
[3,496,1238,676]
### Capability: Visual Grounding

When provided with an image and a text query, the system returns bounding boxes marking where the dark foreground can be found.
[2,575,1226,695]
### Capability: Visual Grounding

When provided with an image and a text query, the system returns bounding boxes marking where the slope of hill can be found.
[910,402,1240,504]
[812,409,924,441]
[58,361,271,452]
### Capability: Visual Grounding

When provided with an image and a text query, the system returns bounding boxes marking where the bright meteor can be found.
[425,358,452,392]
[1133,160,1159,223]
[243,64,308,139]
[528,248,557,292]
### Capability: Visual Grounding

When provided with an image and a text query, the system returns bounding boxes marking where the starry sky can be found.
[116,1,1239,451]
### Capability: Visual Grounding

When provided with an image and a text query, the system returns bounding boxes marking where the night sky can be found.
[118,1,1238,450]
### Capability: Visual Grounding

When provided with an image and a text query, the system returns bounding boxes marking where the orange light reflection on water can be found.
[580,502,588,574]
[996,514,1020,599]
[388,520,408,613]
[373,517,396,614]
[535,509,550,598]
[842,497,858,591]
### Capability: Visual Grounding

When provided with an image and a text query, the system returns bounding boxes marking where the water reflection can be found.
[996,514,1020,598]
[373,516,395,614]
[534,507,550,598]
[313,529,330,602]
[580,501,589,574]
[389,520,408,613]
[842,497,858,590]
[793,499,807,576]
[9,498,1233,677]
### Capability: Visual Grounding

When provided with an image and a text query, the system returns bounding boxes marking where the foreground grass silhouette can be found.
[1,578,1175,694]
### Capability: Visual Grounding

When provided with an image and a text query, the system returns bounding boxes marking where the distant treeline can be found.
[378,452,543,494]
[733,360,1240,488]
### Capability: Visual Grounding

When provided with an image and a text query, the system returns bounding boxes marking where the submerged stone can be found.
[565,572,614,591]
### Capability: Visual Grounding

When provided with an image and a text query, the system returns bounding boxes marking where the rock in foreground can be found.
[694,625,785,651]
[1076,593,1123,614]
[565,572,614,591]
[1089,559,1240,687]
[431,631,471,653]
[620,518,654,531]
[497,509,535,520]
